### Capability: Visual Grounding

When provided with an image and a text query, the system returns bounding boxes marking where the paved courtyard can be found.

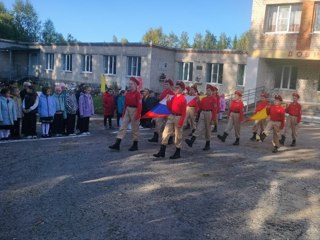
[1,117,320,240]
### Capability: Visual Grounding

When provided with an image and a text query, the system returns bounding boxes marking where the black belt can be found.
[202,109,212,112]
[172,113,182,116]
[232,111,240,113]
[128,106,137,108]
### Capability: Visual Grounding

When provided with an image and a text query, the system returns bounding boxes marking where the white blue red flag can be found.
[142,95,195,119]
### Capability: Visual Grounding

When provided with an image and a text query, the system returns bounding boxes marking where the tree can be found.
[142,27,163,45]
[112,35,118,43]
[0,2,19,40]
[42,19,56,43]
[12,0,41,42]
[217,32,231,50]
[203,30,216,49]
[67,33,77,43]
[232,35,238,49]
[178,31,190,48]
[161,32,179,48]
[120,38,128,44]
[192,32,203,49]
[236,31,250,50]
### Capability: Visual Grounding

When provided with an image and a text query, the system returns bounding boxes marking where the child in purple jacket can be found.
[78,85,94,135]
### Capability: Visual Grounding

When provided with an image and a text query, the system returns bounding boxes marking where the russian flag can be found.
[142,95,196,119]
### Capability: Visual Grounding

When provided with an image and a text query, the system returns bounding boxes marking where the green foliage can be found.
[192,32,203,49]
[161,32,179,48]
[12,0,41,42]
[0,2,19,40]
[234,31,250,50]
[112,35,118,43]
[120,38,128,44]
[178,31,190,48]
[93,94,103,114]
[217,32,231,50]
[203,30,216,49]
[142,27,164,45]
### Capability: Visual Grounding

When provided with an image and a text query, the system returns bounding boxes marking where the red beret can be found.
[234,90,242,97]
[185,86,190,92]
[191,84,198,93]
[292,92,300,98]
[164,79,174,86]
[260,92,268,98]
[176,81,185,90]
[130,77,140,86]
[274,94,283,101]
[206,84,215,92]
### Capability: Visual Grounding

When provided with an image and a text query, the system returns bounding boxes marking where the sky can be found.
[3,0,253,43]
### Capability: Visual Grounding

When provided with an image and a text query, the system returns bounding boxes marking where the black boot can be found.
[185,136,196,147]
[168,136,174,145]
[188,129,195,137]
[153,145,166,158]
[279,135,286,145]
[169,148,181,159]
[290,139,296,147]
[217,132,228,142]
[272,146,279,153]
[212,125,217,132]
[260,133,267,142]
[128,141,138,151]
[109,138,121,150]
[148,132,159,143]
[233,138,240,145]
[250,132,257,141]
[203,141,210,151]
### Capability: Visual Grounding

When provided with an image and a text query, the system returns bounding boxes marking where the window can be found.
[207,63,223,84]
[104,55,116,75]
[275,65,297,89]
[237,64,246,86]
[178,62,193,81]
[127,56,141,76]
[82,55,92,72]
[314,3,320,32]
[62,54,72,72]
[45,53,54,70]
[265,4,301,32]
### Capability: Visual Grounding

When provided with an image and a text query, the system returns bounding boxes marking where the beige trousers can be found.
[263,120,281,147]
[193,111,212,141]
[161,115,183,148]
[225,112,241,138]
[117,107,140,141]
[283,115,299,140]
[154,117,167,135]
[184,106,197,130]
[252,119,267,134]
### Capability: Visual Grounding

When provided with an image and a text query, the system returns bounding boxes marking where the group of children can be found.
[107,78,302,158]
[0,81,94,140]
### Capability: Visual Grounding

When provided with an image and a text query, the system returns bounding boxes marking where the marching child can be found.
[280,92,302,147]
[0,88,17,140]
[250,92,270,141]
[38,87,56,137]
[217,90,244,145]
[260,95,286,153]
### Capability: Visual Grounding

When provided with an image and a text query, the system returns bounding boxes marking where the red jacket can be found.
[187,94,199,112]
[199,95,217,121]
[286,102,302,123]
[229,100,244,122]
[167,94,187,127]
[267,105,285,129]
[255,100,269,113]
[102,92,115,116]
[124,90,142,120]
[160,89,175,101]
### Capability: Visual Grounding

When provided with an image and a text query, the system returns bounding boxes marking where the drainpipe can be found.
[9,49,12,81]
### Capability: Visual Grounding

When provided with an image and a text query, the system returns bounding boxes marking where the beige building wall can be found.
[250,0,320,106]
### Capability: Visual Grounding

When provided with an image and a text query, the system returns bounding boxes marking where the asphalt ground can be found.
[1,117,320,240]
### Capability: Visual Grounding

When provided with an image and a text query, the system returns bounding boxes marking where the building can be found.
[0,38,248,94]
[248,0,320,108]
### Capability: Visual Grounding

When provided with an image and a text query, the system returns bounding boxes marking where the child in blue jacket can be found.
[38,87,56,137]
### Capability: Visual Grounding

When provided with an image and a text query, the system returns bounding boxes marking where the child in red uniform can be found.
[217,90,244,145]
[185,84,217,151]
[102,89,115,129]
[260,95,286,153]
[154,81,187,159]
[148,79,175,143]
[280,92,302,147]
[109,77,142,151]
[250,92,270,141]
[184,84,199,135]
